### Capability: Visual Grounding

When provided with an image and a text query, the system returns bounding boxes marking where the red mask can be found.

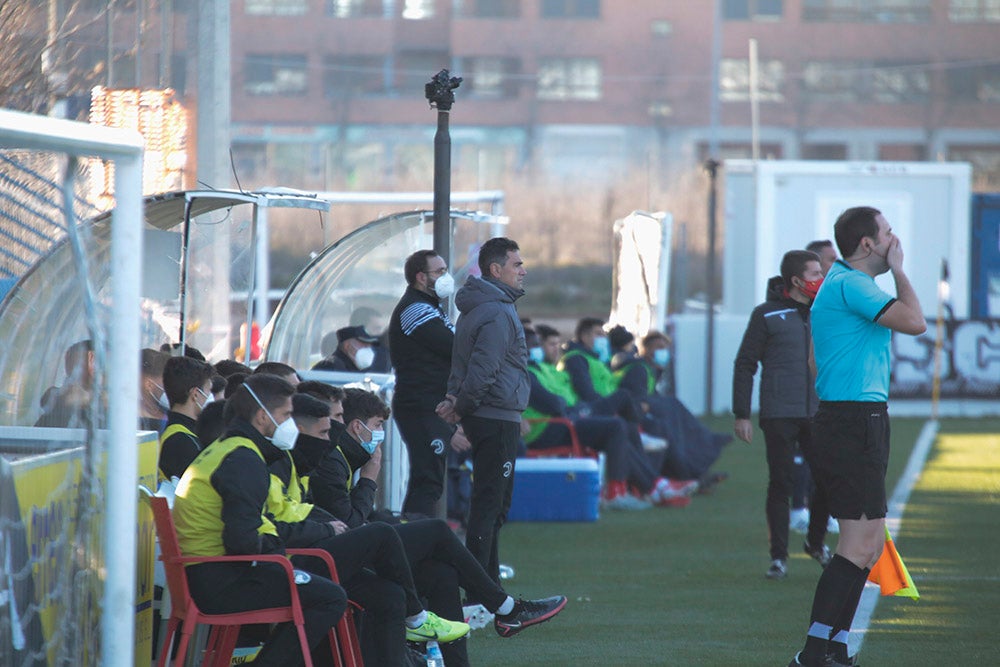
[800,277,823,300]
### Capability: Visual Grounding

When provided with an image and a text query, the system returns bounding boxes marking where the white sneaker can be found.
[603,493,652,510]
[789,508,810,534]
[639,433,669,451]
[462,604,495,630]
[827,516,840,534]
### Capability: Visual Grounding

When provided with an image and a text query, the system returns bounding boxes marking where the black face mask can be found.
[328,419,371,469]
[292,433,331,475]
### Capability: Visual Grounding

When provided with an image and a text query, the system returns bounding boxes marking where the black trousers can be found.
[396,518,508,667]
[395,407,453,517]
[461,414,520,585]
[292,522,422,666]
[760,418,830,560]
[186,561,347,667]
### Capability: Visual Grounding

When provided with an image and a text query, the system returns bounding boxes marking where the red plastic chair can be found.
[149,495,361,667]
[524,417,598,459]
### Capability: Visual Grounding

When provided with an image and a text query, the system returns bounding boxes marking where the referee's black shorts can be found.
[805,401,890,520]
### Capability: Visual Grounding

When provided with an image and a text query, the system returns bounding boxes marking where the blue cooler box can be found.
[507,458,601,522]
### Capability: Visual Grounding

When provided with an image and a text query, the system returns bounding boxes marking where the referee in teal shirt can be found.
[788,207,926,667]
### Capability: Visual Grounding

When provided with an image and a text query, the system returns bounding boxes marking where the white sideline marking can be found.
[849,418,939,656]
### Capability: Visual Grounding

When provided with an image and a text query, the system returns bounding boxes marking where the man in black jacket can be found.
[733,250,831,580]
[388,249,471,517]
[436,237,528,583]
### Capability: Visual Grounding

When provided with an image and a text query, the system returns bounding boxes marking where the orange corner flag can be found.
[867,526,919,599]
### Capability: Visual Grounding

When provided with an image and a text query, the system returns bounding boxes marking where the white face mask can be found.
[432,272,455,299]
[354,346,375,370]
[154,383,170,411]
[196,387,215,410]
[244,384,298,450]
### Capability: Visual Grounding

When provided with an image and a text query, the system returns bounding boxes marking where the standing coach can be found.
[389,249,471,517]
[788,207,925,667]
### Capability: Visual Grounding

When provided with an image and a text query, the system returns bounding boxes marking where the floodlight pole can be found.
[704,158,720,416]
[426,69,462,267]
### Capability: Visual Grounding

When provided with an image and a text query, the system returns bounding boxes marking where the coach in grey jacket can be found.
[437,237,528,585]
[733,250,830,580]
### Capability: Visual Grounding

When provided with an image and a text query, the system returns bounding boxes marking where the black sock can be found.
[828,566,870,662]
[801,555,864,664]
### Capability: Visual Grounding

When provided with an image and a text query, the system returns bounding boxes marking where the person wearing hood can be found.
[436,237,529,584]
[388,249,472,518]
[733,249,831,582]
[311,325,389,373]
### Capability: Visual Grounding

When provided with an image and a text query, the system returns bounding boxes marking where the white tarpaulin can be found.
[608,210,673,336]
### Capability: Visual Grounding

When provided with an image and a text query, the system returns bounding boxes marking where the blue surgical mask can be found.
[592,336,611,363]
[357,421,385,455]
[528,346,544,365]
[653,348,670,368]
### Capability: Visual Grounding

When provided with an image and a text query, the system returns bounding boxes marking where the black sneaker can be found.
[804,542,833,568]
[494,595,567,638]
[824,654,858,666]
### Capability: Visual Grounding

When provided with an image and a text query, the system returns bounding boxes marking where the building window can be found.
[323,55,387,97]
[461,57,521,98]
[802,61,857,101]
[803,61,929,104]
[947,64,1000,101]
[537,58,602,100]
[457,0,521,18]
[869,63,929,103]
[540,0,600,19]
[949,0,1000,21]
[327,0,384,17]
[244,54,308,95]
[245,0,308,15]
[395,50,451,94]
[802,0,931,22]
[723,0,783,20]
[802,144,848,160]
[401,0,435,19]
[720,58,784,102]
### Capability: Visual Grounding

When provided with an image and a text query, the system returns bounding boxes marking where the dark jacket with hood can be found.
[303,421,378,529]
[447,276,529,422]
[732,275,818,420]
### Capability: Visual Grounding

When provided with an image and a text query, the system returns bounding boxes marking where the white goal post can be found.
[0,109,143,667]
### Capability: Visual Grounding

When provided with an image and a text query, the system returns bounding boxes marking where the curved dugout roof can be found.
[264,210,499,371]
[0,189,328,425]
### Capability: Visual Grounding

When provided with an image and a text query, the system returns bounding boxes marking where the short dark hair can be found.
[196,400,227,446]
[780,250,821,291]
[292,393,332,424]
[575,317,605,341]
[535,324,560,340]
[223,372,248,399]
[163,356,214,407]
[477,237,519,277]
[141,348,169,378]
[160,343,206,361]
[805,239,834,254]
[834,206,881,258]
[224,373,295,424]
[297,381,345,403]
[524,327,539,348]
[252,361,299,382]
[210,374,227,395]
[607,325,634,352]
[405,249,440,285]
[640,330,671,352]
[214,359,252,378]
[342,387,390,426]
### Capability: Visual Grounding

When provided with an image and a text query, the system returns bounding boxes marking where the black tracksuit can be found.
[388,285,457,516]
[733,276,828,560]
[158,412,201,480]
